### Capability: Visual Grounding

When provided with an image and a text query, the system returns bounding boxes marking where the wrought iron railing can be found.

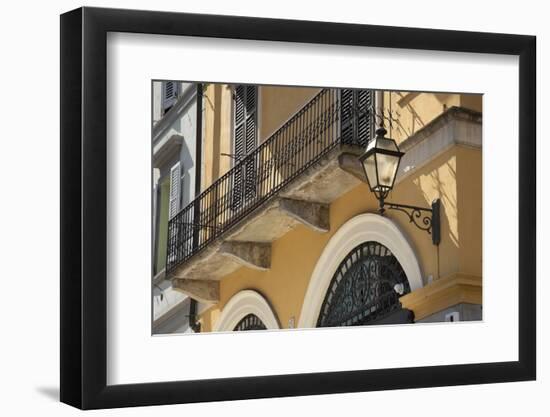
[166,88,373,274]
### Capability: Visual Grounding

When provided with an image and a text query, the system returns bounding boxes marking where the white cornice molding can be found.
[152,295,191,333]
[153,134,183,171]
[400,106,482,152]
[152,84,197,143]
[214,290,281,332]
[298,213,423,329]
[397,106,482,183]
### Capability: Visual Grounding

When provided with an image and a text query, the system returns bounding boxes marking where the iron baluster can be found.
[165,88,374,274]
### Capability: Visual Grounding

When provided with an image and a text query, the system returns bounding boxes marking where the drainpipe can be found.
[188,83,203,333]
[193,83,203,251]
[188,297,201,333]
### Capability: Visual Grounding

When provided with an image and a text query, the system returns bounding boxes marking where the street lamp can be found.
[359,127,441,246]
[359,127,404,211]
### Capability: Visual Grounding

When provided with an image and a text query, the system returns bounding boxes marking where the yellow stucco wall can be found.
[201,84,321,189]
[456,146,483,277]
[384,91,482,144]
[199,144,482,331]
[202,83,233,190]
[259,86,320,141]
[196,85,482,331]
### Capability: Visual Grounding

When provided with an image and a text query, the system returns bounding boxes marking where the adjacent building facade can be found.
[152,81,199,333]
[154,82,483,333]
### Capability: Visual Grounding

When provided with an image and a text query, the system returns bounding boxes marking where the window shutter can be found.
[340,89,373,147]
[244,86,257,199]
[234,86,246,160]
[340,89,354,145]
[232,85,258,208]
[168,162,181,219]
[162,81,178,112]
[356,89,373,147]
[233,85,257,159]
[245,87,257,154]
[232,86,246,208]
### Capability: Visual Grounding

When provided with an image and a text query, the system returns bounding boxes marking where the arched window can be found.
[233,314,268,331]
[214,290,280,332]
[317,241,411,327]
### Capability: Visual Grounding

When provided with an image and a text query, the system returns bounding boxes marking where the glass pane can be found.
[378,137,399,152]
[364,154,378,189]
[376,153,400,187]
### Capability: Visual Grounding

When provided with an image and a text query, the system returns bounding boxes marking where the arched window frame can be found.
[299,213,423,328]
[214,290,280,332]
[317,241,411,327]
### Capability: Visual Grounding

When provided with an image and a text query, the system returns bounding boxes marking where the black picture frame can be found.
[60,6,536,410]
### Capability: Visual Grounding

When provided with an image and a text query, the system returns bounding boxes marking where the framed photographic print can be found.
[60,6,536,410]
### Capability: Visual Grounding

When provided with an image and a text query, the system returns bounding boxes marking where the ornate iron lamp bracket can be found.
[380,199,441,246]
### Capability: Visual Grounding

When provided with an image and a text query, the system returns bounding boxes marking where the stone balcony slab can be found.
[168,146,364,301]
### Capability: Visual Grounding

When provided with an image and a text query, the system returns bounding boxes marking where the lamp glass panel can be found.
[363,153,378,190]
[375,138,401,187]
[376,152,400,187]
[377,137,399,153]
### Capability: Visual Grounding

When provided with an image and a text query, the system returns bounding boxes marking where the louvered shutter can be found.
[232,86,246,208]
[232,85,257,209]
[340,89,354,145]
[168,162,181,219]
[163,81,178,113]
[244,86,257,200]
[356,90,373,147]
[340,89,373,147]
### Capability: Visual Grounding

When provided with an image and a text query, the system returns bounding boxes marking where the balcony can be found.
[166,88,373,303]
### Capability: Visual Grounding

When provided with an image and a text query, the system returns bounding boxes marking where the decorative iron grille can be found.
[166,88,373,275]
[317,241,411,327]
[233,314,267,331]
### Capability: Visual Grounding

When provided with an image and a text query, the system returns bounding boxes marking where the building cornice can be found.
[153,84,197,144]
[153,134,183,171]
[399,273,482,321]
[400,106,482,152]
[152,295,191,333]
[397,106,482,183]
[339,106,483,186]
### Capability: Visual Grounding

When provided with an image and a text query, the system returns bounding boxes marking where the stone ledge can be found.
[399,106,482,153]
[220,241,271,271]
[397,106,482,184]
[400,273,482,321]
[173,278,220,303]
[169,197,330,280]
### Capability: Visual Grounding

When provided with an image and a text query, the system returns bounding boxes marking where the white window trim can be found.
[298,213,424,329]
[214,290,280,332]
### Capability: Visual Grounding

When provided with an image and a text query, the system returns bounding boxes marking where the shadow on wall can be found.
[388,92,464,142]
[422,157,459,247]
[389,150,461,282]
[391,91,426,139]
